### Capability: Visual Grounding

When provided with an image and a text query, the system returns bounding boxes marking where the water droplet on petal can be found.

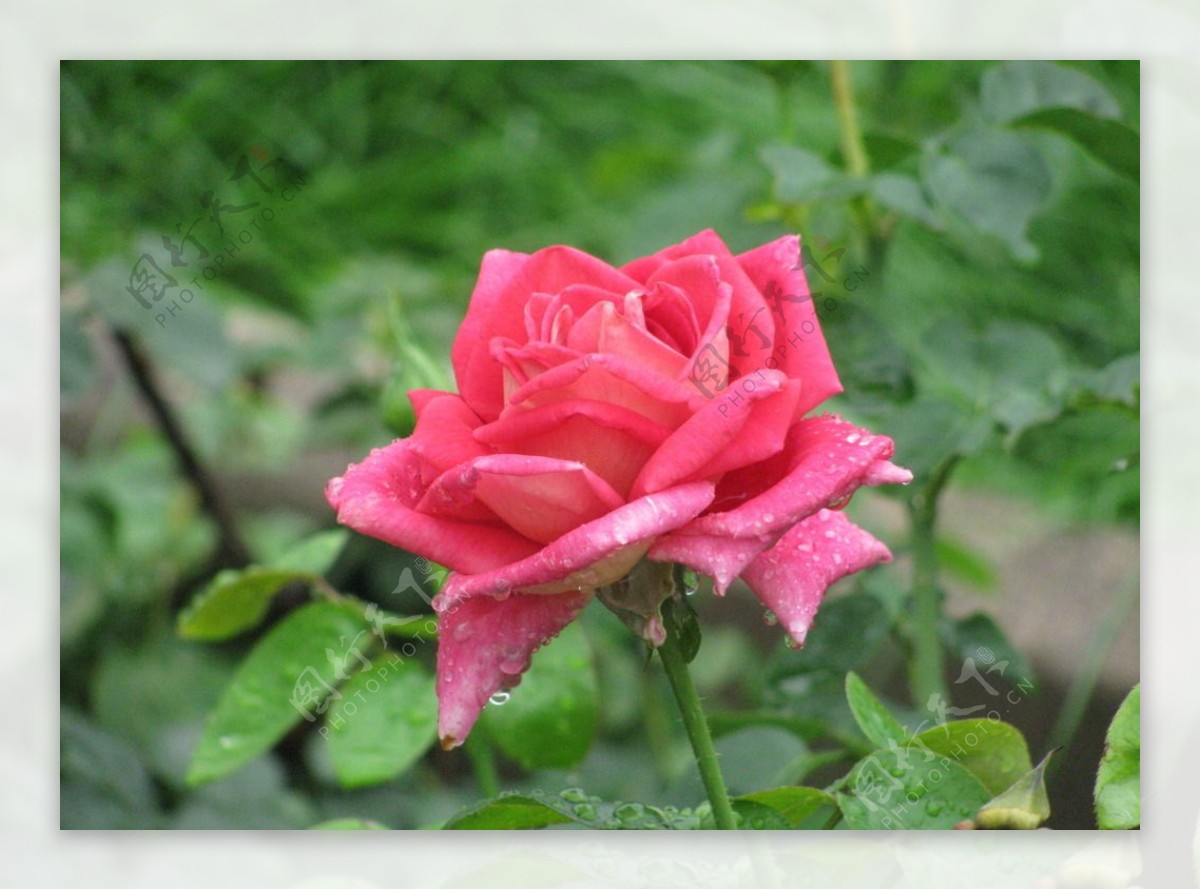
[785,636,803,649]
[763,610,778,626]
[488,691,511,706]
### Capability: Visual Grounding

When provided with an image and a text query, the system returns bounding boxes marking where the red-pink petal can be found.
[440,480,716,599]
[406,393,491,486]
[737,235,842,416]
[630,369,800,497]
[649,415,911,591]
[627,230,777,380]
[436,589,592,748]
[418,454,625,545]
[506,352,699,428]
[326,441,539,574]
[475,399,674,496]
[740,509,893,645]
[453,246,640,421]
[567,300,690,379]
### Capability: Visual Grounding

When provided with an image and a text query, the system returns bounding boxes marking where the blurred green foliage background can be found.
[60,61,1138,829]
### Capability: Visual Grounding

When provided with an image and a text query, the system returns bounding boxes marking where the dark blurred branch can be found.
[110,327,252,568]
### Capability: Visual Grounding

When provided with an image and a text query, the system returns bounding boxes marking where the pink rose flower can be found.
[326,230,911,748]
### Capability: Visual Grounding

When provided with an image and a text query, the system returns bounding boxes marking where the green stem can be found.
[829,60,879,262]
[464,726,500,798]
[658,619,738,830]
[907,455,959,709]
[830,60,870,180]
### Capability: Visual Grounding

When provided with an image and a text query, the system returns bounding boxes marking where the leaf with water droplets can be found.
[913,718,1033,797]
[481,622,598,770]
[443,789,703,830]
[837,747,991,829]
[187,601,369,786]
[733,787,837,829]
[845,671,908,749]
[325,653,437,788]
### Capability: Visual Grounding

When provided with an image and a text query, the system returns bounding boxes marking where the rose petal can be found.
[406,393,491,486]
[630,369,800,497]
[507,352,698,428]
[567,299,690,379]
[649,415,911,591]
[436,589,592,748]
[627,230,777,380]
[737,235,842,416]
[418,454,625,544]
[326,441,540,574]
[740,509,893,645]
[476,398,674,496]
[441,480,715,599]
[454,246,640,421]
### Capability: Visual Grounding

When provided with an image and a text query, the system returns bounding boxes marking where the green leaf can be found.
[61,710,161,829]
[934,539,998,592]
[177,567,306,642]
[914,719,1033,797]
[177,530,351,642]
[1014,108,1138,180]
[769,591,889,678]
[975,750,1053,829]
[707,726,809,795]
[942,613,1039,690]
[761,144,857,203]
[482,622,598,770]
[325,653,437,788]
[837,747,992,829]
[873,396,992,482]
[1076,352,1140,409]
[868,173,940,229]
[90,626,235,786]
[310,818,389,830]
[187,601,370,785]
[1095,684,1140,829]
[734,787,837,829]
[981,61,1122,124]
[443,794,576,830]
[270,529,350,575]
[921,126,1053,263]
[443,789,702,830]
[845,672,908,749]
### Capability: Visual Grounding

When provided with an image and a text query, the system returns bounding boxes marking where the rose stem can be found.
[657,621,738,830]
[828,60,880,261]
[906,454,959,708]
